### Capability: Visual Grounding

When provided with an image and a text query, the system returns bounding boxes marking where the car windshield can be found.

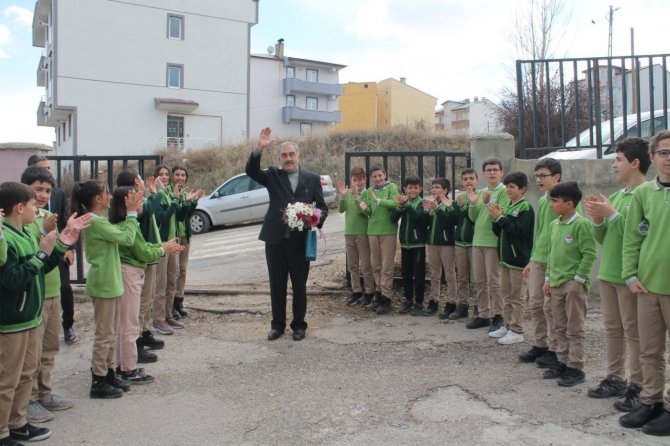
[564,110,669,148]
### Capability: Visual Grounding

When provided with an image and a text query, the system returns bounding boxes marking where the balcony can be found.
[37,99,69,127]
[282,106,341,124]
[283,78,343,97]
[37,54,46,87]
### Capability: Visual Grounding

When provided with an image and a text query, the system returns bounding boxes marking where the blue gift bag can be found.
[305,229,317,261]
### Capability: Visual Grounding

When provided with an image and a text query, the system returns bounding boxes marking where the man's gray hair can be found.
[279,141,299,154]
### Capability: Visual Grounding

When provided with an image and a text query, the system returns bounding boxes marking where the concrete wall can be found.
[0,144,52,183]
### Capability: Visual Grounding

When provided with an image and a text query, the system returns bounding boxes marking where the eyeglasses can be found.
[534,173,554,179]
[653,150,670,160]
[483,168,501,173]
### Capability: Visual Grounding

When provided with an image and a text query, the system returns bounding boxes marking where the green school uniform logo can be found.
[512,210,519,217]
[564,235,574,244]
[638,218,650,236]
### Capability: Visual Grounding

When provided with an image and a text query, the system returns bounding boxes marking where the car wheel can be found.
[190,211,211,235]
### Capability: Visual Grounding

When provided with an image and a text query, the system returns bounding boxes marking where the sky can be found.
[0,0,668,145]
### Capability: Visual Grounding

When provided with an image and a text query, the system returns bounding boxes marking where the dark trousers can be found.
[401,247,426,304]
[265,238,310,332]
[59,260,75,329]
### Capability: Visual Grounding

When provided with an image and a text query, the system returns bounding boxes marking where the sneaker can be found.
[137,345,158,363]
[117,368,155,385]
[399,300,413,314]
[359,293,373,307]
[614,383,642,412]
[26,401,53,423]
[489,326,508,338]
[9,424,51,442]
[139,330,165,350]
[535,350,559,369]
[620,403,664,429]
[519,346,548,363]
[410,304,424,316]
[375,297,392,315]
[465,317,491,329]
[90,371,123,399]
[438,302,456,319]
[173,296,188,318]
[152,320,174,335]
[0,436,25,446]
[362,294,380,310]
[642,409,670,436]
[558,367,586,387]
[346,292,362,305]
[166,317,184,329]
[587,375,627,398]
[63,326,77,344]
[489,314,503,332]
[106,368,130,392]
[498,331,524,345]
[543,361,567,379]
[171,308,182,320]
[447,304,469,320]
[423,300,439,316]
[37,394,72,411]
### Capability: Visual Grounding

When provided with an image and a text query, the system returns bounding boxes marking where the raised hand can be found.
[486,203,503,219]
[368,188,378,203]
[146,176,157,194]
[186,189,204,201]
[39,230,57,255]
[583,193,615,222]
[257,127,273,151]
[336,180,347,197]
[172,184,182,198]
[396,193,408,206]
[423,197,437,212]
[482,191,492,205]
[154,176,166,191]
[440,194,453,207]
[359,201,368,211]
[466,186,478,205]
[457,192,466,207]
[163,239,186,254]
[43,213,58,233]
[60,212,92,246]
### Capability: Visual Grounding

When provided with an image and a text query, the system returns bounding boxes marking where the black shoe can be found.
[399,300,414,314]
[63,326,77,344]
[473,305,479,317]
[9,424,51,442]
[0,436,25,446]
[267,329,284,341]
[519,346,548,363]
[346,292,363,305]
[587,375,627,398]
[106,368,130,392]
[375,296,392,315]
[292,329,306,341]
[363,294,380,310]
[139,330,165,350]
[359,293,373,307]
[117,368,155,385]
[438,302,456,319]
[543,361,567,379]
[535,350,559,369]
[423,299,439,316]
[620,403,664,428]
[447,304,469,320]
[173,296,188,318]
[558,367,585,387]
[642,410,670,436]
[90,370,123,399]
[465,317,491,329]
[488,314,503,332]
[171,307,182,320]
[614,383,642,412]
[137,344,158,363]
[410,304,424,316]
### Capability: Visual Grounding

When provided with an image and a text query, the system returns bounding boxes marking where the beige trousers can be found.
[501,266,527,333]
[427,245,457,304]
[115,265,144,373]
[527,261,556,350]
[91,296,121,376]
[31,297,61,400]
[454,246,473,306]
[637,292,670,409]
[600,280,642,384]
[471,246,502,319]
[551,280,588,370]
[139,263,157,332]
[153,254,177,322]
[368,235,397,297]
[345,235,375,294]
[175,241,191,298]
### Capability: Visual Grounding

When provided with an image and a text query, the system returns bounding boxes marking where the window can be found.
[167,64,183,88]
[218,175,252,197]
[286,95,295,107]
[168,15,184,39]
[286,66,295,78]
[68,115,72,138]
[300,123,312,136]
[167,115,184,149]
[61,122,66,141]
[306,97,318,111]
[306,69,318,82]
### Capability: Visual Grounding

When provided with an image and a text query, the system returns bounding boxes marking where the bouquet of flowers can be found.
[283,202,322,231]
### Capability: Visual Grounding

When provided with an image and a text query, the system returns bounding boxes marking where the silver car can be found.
[190,173,336,235]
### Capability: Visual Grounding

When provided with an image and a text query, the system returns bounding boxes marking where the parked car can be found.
[540,109,670,160]
[190,173,337,235]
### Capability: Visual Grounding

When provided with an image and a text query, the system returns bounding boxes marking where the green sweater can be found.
[427,203,457,246]
[469,183,510,248]
[492,198,535,270]
[338,190,369,236]
[0,235,6,266]
[154,189,179,242]
[169,185,198,240]
[118,222,164,270]
[390,196,428,248]
[453,194,475,247]
[139,193,163,245]
[26,209,61,299]
[363,182,399,236]
[592,188,637,284]
[546,213,596,290]
[84,214,138,298]
[530,193,554,264]
[622,179,670,295]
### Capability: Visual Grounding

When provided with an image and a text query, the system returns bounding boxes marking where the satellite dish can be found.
[267,46,275,55]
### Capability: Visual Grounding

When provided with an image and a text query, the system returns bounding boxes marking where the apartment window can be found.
[68,115,72,138]
[300,123,312,136]
[167,64,183,88]
[168,15,184,39]
[286,66,295,78]
[306,69,318,82]
[61,122,66,141]
[306,97,318,111]
[56,126,61,145]
[167,115,184,149]
[286,95,295,107]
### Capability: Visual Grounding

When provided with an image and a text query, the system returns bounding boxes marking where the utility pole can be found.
[631,27,637,114]
[608,5,620,58]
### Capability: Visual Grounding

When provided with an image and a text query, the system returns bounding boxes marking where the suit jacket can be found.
[246,150,327,245]
[46,187,68,231]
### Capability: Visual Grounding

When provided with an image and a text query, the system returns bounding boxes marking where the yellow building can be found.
[337,82,378,130]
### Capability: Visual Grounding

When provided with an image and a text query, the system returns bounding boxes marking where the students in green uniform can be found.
[619,130,670,436]
[583,138,649,411]
[488,172,534,345]
[542,182,596,387]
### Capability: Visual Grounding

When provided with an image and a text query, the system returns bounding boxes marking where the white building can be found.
[436,97,502,136]
[33,0,258,156]
[250,41,345,138]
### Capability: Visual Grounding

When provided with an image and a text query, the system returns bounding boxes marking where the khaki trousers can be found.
[91,296,121,377]
[139,263,157,332]
[31,297,61,401]
[454,246,473,306]
[501,266,527,333]
[0,328,39,439]
[471,246,502,319]
[153,254,177,322]
[637,292,670,409]
[175,241,191,298]
[600,280,642,384]
[527,261,555,350]
[115,265,144,373]
[427,245,457,304]
[345,235,375,294]
[368,235,397,297]
[551,281,587,370]
[164,252,180,318]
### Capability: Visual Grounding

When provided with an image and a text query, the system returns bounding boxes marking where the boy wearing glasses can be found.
[620,131,670,436]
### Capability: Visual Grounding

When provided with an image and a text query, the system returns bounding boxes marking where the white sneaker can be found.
[498,331,524,345]
[27,400,54,423]
[489,326,508,338]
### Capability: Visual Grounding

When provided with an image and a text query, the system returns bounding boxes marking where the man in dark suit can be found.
[246,128,327,341]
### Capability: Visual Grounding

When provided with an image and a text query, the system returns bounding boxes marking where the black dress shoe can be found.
[267,329,284,341]
[292,329,306,341]
[64,327,77,344]
[642,409,670,436]
[620,402,664,428]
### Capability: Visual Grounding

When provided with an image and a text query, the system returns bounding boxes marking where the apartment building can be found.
[33,0,258,156]
[436,97,502,136]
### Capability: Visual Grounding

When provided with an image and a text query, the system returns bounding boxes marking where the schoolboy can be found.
[361,165,399,315]
[391,176,428,316]
[488,172,534,345]
[466,158,510,330]
[519,158,562,368]
[0,182,82,444]
[584,138,649,411]
[542,182,596,387]
[619,130,670,435]
[337,167,375,306]
[20,167,73,424]
[449,169,479,320]
[422,178,457,316]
